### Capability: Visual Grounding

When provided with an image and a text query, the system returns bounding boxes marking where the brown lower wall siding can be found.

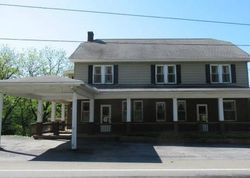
[185,98,218,122]
[76,98,249,134]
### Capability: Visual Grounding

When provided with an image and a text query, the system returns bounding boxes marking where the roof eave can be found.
[70,57,250,63]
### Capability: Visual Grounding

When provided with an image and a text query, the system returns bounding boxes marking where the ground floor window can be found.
[177,100,186,121]
[81,101,90,122]
[122,100,127,122]
[223,100,237,121]
[133,100,143,122]
[156,102,166,121]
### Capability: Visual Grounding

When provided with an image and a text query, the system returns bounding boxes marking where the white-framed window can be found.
[93,65,113,84]
[155,65,176,84]
[177,100,186,121]
[156,102,166,121]
[210,64,231,83]
[133,100,143,122]
[81,101,90,122]
[223,100,237,121]
[122,100,127,122]
[93,65,102,84]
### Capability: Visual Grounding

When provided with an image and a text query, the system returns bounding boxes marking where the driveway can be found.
[1,135,250,162]
[1,136,250,177]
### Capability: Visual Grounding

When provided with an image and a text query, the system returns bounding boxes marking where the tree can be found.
[0,46,72,136]
[0,45,19,79]
[19,47,72,77]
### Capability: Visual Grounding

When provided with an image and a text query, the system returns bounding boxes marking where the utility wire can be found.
[0,3,250,26]
[1,37,250,46]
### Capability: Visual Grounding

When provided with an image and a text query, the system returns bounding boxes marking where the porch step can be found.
[59,130,71,134]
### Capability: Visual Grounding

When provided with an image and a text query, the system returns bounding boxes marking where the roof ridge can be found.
[97,38,217,40]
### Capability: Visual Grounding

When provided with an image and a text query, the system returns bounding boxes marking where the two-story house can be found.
[68,32,250,137]
[0,31,250,150]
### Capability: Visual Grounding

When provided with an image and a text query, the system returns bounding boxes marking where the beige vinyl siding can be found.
[73,62,248,87]
[74,63,88,82]
[181,63,206,84]
[236,62,248,87]
[181,62,248,87]
[119,64,150,84]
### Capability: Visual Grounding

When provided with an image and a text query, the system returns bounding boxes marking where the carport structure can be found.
[0,75,97,150]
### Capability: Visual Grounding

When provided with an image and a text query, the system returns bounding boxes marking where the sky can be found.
[0,0,250,57]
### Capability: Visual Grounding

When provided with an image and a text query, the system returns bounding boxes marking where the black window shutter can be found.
[88,65,93,84]
[114,65,118,84]
[231,64,236,83]
[176,64,181,84]
[205,64,210,83]
[151,65,155,84]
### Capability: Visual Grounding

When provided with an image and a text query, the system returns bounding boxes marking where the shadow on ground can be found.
[31,140,162,163]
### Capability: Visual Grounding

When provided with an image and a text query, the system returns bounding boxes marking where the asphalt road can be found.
[1,167,250,178]
[0,135,250,177]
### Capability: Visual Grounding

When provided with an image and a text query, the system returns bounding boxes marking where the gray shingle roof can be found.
[69,38,250,62]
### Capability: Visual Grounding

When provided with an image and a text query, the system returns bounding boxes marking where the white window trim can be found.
[223,100,237,121]
[122,100,127,122]
[80,101,90,123]
[93,65,114,84]
[155,65,165,84]
[177,100,187,121]
[155,64,177,84]
[156,102,166,122]
[100,104,112,124]
[210,64,231,84]
[133,100,143,122]
[93,65,102,84]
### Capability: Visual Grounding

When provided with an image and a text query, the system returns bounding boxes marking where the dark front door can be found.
[100,105,111,132]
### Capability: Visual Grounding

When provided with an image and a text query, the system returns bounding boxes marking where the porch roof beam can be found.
[95,88,250,99]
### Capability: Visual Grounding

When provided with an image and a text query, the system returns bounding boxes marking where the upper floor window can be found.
[93,65,113,84]
[210,64,231,83]
[155,65,176,84]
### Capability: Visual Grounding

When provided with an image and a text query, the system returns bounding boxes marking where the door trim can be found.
[100,104,112,124]
[196,104,208,122]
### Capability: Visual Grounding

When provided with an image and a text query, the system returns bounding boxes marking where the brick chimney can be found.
[87,31,94,42]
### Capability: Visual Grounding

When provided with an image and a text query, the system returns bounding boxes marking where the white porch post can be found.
[51,101,56,122]
[126,98,131,122]
[173,98,178,122]
[218,98,224,121]
[61,103,65,122]
[37,100,43,123]
[71,92,77,150]
[0,93,3,146]
[89,99,94,123]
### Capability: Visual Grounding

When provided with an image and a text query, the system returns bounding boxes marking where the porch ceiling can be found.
[0,76,97,102]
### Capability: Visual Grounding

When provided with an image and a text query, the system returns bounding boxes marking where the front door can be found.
[196,104,208,132]
[100,105,111,132]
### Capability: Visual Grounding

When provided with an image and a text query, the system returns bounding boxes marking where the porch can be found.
[78,122,250,136]
[0,75,97,149]
[0,77,250,149]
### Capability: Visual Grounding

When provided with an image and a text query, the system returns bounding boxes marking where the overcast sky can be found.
[0,0,250,57]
